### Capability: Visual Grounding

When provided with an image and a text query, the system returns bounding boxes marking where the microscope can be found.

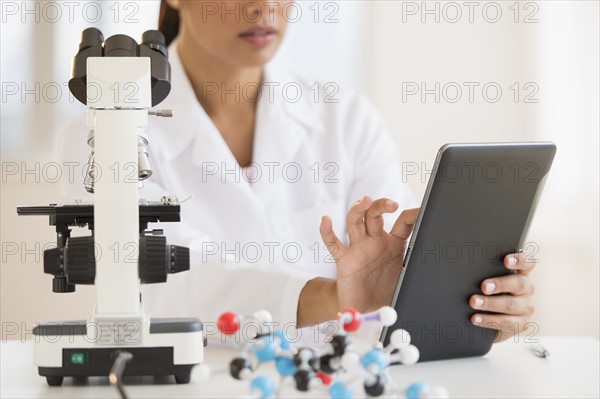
[17,28,204,386]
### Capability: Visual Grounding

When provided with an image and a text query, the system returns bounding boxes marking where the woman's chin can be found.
[232,53,278,69]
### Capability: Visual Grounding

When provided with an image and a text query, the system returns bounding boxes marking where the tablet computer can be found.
[381,142,556,362]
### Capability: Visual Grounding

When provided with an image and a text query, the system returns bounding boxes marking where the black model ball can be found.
[293,348,319,371]
[364,375,386,397]
[293,369,315,392]
[229,357,252,380]
[329,334,351,357]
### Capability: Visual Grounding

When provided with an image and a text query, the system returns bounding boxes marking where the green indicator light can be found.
[70,352,87,365]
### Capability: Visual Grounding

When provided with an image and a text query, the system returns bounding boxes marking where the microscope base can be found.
[32,318,205,386]
[37,346,196,386]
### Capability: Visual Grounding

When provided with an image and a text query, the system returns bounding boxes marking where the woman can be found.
[61,0,535,342]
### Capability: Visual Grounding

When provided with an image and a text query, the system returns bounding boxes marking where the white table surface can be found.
[1,336,598,398]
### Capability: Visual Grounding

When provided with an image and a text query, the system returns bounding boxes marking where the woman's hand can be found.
[469,252,536,342]
[297,199,537,339]
[320,197,419,313]
[296,197,417,327]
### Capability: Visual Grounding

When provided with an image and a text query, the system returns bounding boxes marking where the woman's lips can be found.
[238,27,277,48]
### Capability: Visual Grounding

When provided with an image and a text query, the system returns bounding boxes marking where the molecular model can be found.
[204,307,448,399]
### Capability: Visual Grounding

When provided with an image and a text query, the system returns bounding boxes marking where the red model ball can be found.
[218,312,241,335]
[339,308,361,332]
[316,371,332,385]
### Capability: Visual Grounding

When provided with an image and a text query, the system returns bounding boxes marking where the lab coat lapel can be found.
[188,95,273,231]
[189,111,273,240]
[251,65,318,206]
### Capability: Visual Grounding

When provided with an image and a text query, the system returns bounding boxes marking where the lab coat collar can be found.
[157,40,326,163]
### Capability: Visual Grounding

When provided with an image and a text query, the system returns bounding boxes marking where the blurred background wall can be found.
[2,1,598,340]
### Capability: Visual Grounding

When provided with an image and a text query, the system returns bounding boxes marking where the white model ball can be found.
[239,367,253,381]
[398,344,419,365]
[253,310,273,324]
[341,351,361,370]
[423,385,449,398]
[196,364,211,382]
[390,329,411,349]
[378,306,398,326]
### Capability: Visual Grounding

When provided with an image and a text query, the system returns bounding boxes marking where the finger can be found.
[481,273,533,296]
[470,294,535,316]
[504,252,536,274]
[320,215,347,261]
[471,313,530,336]
[364,198,399,237]
[390,208,419,240]
[346,196,373,244]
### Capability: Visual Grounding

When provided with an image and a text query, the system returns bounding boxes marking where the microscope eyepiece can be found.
[104,34,139,57]
[69,28,171,106]
[141,30,168,58]
[78,28,104,53]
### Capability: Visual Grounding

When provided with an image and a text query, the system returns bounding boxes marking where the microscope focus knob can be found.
[43,247,63,276]
[52,277,75,293]
[169,245,190,274]
[139,235,168,284]
[139,237,190,284]
[65,236,96,285]
[46,237,97,284]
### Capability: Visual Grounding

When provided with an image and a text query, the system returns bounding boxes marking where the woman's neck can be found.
[177,33,262,116]
[176,32,261,167]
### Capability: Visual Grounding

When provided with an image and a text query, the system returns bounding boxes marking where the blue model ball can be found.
[250,375,275,399]
[275,356,297,377]
[406,382,430,399]
[252,336,280,362]
[360,349,389,374]
[272,329,293,350]
[329,381,354,399]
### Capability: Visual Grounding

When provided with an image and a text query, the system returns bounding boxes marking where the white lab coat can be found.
[59,41,415,342]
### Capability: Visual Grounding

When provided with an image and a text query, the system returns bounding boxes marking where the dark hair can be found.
[159,0,180,47]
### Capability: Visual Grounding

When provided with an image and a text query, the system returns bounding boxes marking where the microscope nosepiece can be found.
[138,154,153,180]
[83,150,97,193]
[137,135,153,181]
